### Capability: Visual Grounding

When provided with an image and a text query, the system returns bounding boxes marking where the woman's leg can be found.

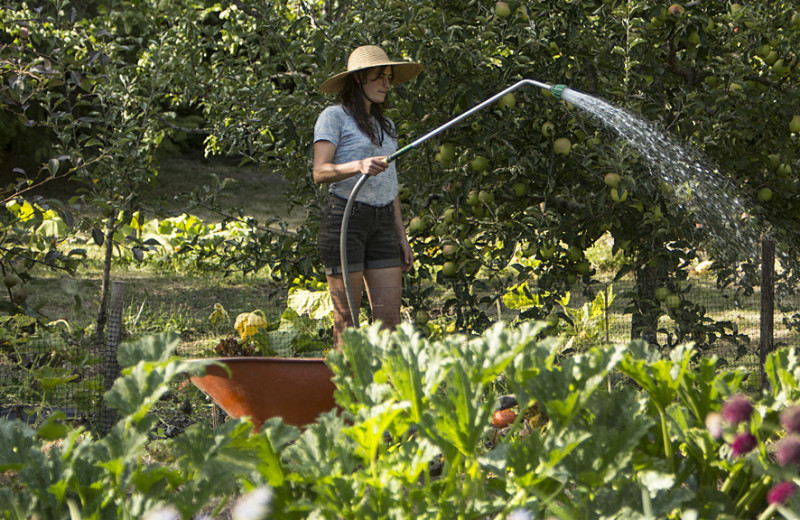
[326,271,364,347]
[363,267,403,331]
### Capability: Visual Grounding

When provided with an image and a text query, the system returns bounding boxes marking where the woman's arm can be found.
[393,196,414,273]
[313,140,388,184]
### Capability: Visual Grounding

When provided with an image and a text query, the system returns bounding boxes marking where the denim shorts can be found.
[318,194,401,275]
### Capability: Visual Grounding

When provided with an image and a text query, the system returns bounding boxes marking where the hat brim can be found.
[320,61,423,94]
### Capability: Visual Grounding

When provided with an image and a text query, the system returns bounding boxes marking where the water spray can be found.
[339,79,568,328]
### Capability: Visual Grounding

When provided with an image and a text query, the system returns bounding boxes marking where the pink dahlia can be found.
[776,436,800,466]
[780,406,800,434]
[721,394,753,425]
[767,481,796,505]
[731,432,757,457]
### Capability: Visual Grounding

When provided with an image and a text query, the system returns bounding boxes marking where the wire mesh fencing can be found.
[1,239,797,432]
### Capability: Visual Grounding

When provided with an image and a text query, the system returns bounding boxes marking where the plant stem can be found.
[757,504,778,520]
[657,407,674,470]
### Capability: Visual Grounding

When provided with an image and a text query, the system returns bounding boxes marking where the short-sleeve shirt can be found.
[314,105,398,207]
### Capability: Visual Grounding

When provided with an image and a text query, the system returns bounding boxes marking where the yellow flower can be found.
[234,311,267,340]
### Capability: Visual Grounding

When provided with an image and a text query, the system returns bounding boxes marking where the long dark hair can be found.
[339,67,397,146]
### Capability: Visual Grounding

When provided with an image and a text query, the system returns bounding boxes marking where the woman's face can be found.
[359,66,393,105]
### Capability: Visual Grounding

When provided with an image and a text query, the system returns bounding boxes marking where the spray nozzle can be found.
[550,84,568,99]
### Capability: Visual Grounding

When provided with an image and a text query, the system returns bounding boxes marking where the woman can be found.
[313,45,422,346]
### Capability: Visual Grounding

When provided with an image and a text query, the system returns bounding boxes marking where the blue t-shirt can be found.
[314,105,398,207]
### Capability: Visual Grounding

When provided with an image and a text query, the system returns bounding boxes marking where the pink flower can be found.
[721,394,753,425]
[780,406,800,434]
[776,436,800,466]
[767,481,796,505]
[731,432,757,457]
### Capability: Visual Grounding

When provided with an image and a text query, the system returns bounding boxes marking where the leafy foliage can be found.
[2,1,800,342]
[4,323,800,518]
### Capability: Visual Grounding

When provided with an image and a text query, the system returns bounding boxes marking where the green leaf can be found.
[35,411,70,441]
[287,286,333,320]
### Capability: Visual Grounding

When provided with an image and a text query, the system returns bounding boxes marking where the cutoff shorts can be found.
[318,194,401,275]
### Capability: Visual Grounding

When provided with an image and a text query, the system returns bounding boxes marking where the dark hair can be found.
[338,67,397,146]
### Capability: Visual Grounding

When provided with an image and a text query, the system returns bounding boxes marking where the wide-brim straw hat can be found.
[320,45,423,94]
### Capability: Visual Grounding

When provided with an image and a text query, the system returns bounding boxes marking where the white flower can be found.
[232,486,274,520]
[143,505,179,520]
[508,509,532,520]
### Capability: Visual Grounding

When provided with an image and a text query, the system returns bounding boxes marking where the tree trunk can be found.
[631,264,660,346]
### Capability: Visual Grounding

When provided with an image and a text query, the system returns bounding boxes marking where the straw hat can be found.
[320,45,423,94]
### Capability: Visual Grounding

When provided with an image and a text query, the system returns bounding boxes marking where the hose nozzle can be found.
[550,84,568,99]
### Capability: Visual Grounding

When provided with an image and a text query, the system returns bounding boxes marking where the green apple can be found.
[513,182,527,197]
[443,208,457,223]
[665,294,681,309]
[575,260,591,275]
[415,310,429,326]
[790,115,800,133]
[541,121,555,137]
[497,92,516,110]
[687,31,700,46]
[442,243,458,257]
[439,142,456,163]
[757,187,773,202]
[3,273,20,288]
[603,172,621,188]
[792,12,800,27]
[566,245,582,262]
[777,164,792,178]
[766,153,781,170]
[494,1,511,19]
[408,216,428,234]
[553,137,571,155]
[470,155,488,172]
[654,287,671,301]
[730,3,743,15]
[478,190,494,204]
[756,44,772,59]
[466,190,481,207]
[441,261,458,277]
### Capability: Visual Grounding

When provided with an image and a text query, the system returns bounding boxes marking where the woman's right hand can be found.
[359,156,389,176]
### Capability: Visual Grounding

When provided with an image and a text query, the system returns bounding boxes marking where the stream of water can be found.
[560,88,759,262]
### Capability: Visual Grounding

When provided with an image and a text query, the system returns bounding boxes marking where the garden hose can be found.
[339,79,569,328]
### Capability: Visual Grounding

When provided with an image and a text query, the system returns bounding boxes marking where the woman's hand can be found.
[313,141,388,183]
[358,156,389,176]
[400,237,414,273]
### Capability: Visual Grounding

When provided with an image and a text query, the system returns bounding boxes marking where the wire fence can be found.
[0,244,797,433]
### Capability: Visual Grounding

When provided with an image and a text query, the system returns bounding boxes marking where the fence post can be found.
[760,238,775,393]
[100,281,125,433]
